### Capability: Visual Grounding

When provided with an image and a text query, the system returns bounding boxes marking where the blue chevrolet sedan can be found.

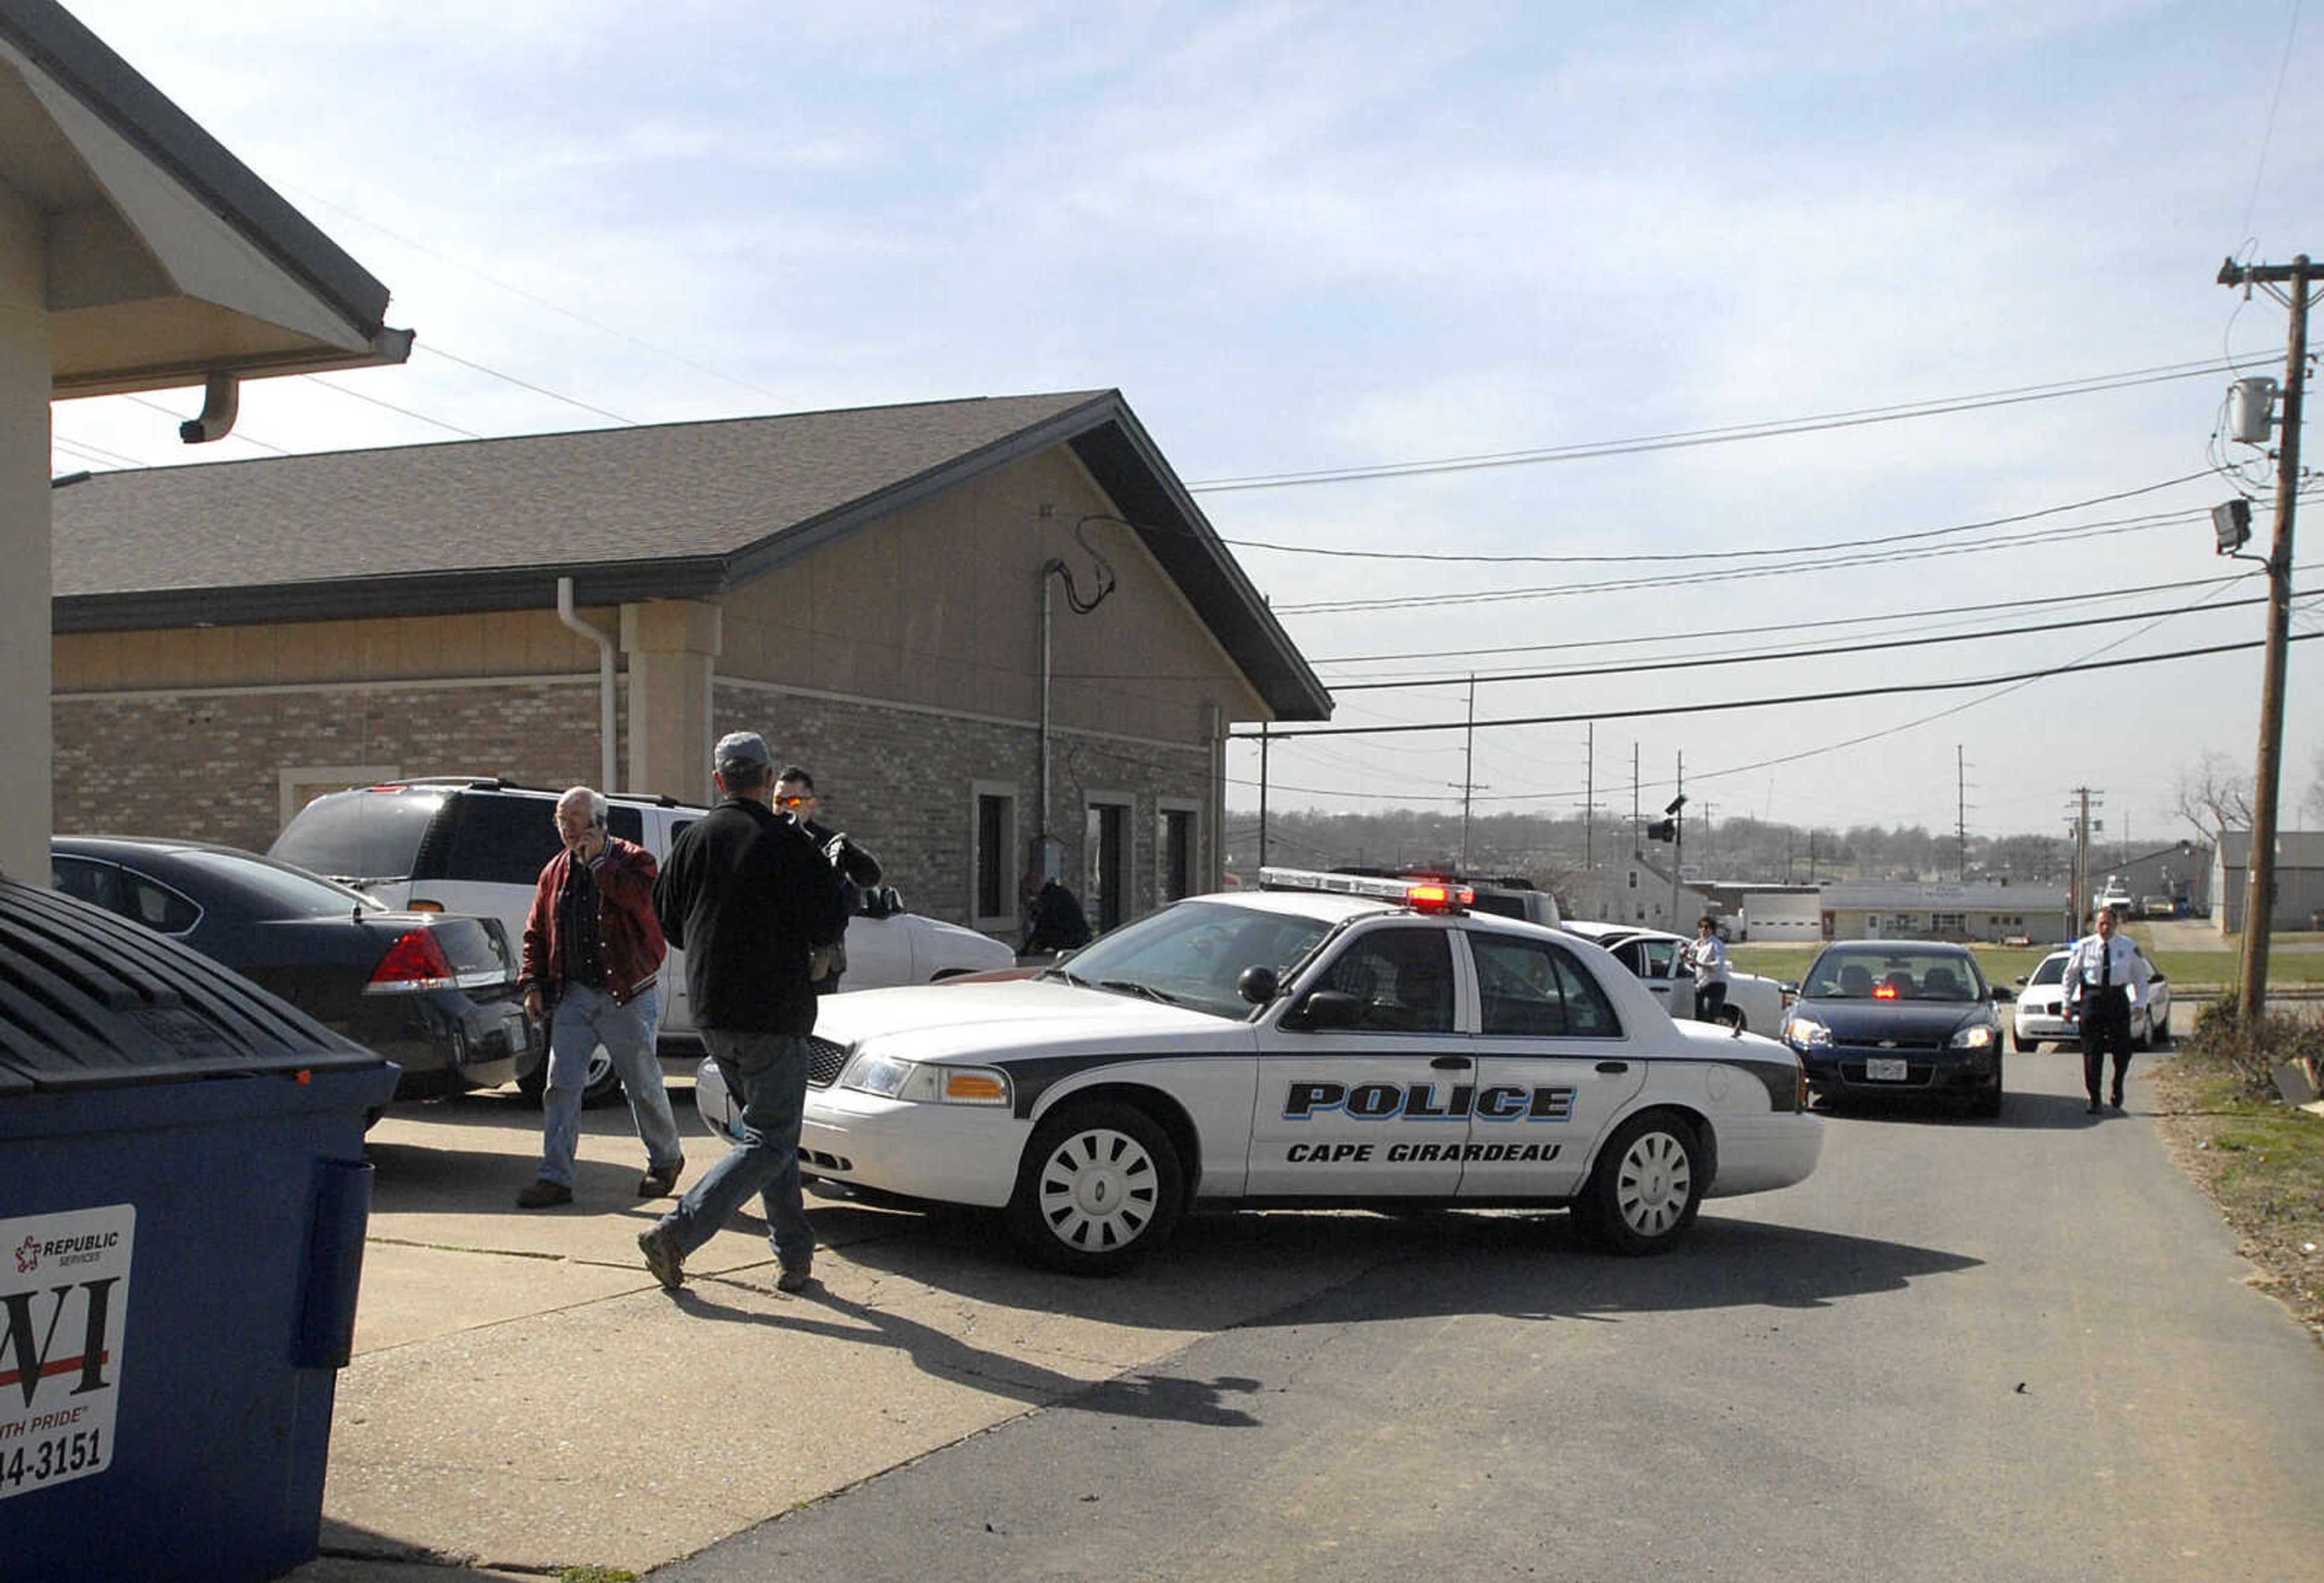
[1781,940,2013,1119]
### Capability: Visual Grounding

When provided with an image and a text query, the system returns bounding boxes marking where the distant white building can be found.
[1818,882,2070,945]
[1738,888,1821,942]
[2211,831,2324,934]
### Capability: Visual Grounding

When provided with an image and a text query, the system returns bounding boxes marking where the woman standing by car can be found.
[1682,916,1731,1024]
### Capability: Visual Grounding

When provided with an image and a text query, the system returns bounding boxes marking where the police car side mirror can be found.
[1290,989,1364,1031]
[1237,966,1279,1005]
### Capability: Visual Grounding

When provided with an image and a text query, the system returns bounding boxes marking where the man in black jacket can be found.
[637,731,848,1294]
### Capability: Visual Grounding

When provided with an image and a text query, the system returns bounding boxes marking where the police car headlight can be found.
[1784,1013,1831,1050]
[843,1054,1012,1106]
[1948,1022,1997,1051]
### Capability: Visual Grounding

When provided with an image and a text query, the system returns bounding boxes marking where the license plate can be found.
[1865,1057,1909,1081]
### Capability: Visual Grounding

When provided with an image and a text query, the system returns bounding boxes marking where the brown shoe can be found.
[516,1178,573,1209]
[637,1224,685,1291]
[638,1159,684,1198]
[775,1262,814,1293]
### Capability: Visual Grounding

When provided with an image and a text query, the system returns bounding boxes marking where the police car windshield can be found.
[1056,899,1333,1020]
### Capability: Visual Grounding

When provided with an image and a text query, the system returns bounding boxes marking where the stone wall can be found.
[54,678,613,851]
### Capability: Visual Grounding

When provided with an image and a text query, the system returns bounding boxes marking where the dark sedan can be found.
[50,836,532,1103]
[1779,940,2012,1118]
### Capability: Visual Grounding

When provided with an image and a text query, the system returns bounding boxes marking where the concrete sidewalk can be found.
[283,1088,1391,1579]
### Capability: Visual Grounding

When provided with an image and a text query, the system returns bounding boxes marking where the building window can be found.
[1628,870,1638,889]
[1085,795,1133,933]
[972,782,1016,929]
[1934,913,1965,935]
[1158,802,1198,903]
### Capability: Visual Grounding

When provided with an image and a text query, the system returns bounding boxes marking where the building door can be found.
[1086,799,1131,932]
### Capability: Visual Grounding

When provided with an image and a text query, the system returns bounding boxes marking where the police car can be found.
[695,867,1822,1274]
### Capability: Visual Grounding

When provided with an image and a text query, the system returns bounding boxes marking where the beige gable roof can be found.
[55,391,1106,595]
[52,388,1333,721]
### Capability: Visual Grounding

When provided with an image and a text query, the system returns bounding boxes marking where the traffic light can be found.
[1647,818,1676,842]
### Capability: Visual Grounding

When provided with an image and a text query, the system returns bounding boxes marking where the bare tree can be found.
[2173,750,2254,844]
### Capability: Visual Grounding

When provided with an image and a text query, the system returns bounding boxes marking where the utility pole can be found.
[1669,752,1685,925]
[1583,721,1595,872]
[1459,675,1477,871]
[1258,726,1270,868]
[1955,746,1965,880]
[2216,254,2314,1022]
[2067,787,2101,932]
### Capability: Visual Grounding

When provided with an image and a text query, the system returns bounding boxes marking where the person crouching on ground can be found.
[637,731,849,1294]
[515,786,686,1208]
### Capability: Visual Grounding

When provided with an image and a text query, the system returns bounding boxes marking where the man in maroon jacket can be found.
[515,786,685,1208]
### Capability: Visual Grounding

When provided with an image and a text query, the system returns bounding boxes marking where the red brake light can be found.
[1874,984,1899,1000]
[367,928,456,992]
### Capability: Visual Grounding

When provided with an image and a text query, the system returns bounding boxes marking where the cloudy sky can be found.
[47,1,2324,856]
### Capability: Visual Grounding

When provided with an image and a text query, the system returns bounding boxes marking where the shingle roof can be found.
[50,388,1332,720]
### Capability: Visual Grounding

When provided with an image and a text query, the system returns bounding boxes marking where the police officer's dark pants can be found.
[1695,982,1728,1023]
[2079,986,2132,1106]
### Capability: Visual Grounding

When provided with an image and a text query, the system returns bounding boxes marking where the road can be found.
[657,1046,2324,1583]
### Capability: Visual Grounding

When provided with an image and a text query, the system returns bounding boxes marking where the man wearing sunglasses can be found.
[776,766,884,994]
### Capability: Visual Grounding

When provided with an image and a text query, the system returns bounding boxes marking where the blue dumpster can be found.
[0,877,398,1582]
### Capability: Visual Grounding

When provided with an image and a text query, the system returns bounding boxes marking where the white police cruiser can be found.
[697,867,1822,1273]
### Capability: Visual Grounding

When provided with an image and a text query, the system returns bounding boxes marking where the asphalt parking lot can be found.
[291,1080,1405,1579]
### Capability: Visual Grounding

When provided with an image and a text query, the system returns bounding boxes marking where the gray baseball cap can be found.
[714,730,772,776]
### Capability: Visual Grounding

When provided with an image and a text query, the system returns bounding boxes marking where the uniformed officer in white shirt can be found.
[2063,904,2147,1114]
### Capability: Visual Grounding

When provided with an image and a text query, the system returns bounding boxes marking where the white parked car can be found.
[2011,946,2170,1053]
[698,866,1822,1273]
[271,777,1014,1101]
[1557,921,1788,1035]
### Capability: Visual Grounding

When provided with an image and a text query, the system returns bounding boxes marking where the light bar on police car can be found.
[1257,866,1474,913]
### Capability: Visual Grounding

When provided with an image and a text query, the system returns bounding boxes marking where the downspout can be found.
[556,577,617,792]
[1037,564,1055,878]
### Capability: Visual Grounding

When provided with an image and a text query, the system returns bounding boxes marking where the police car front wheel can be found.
[1574,1111,1703,1256]
[1005,1101,1184,1274]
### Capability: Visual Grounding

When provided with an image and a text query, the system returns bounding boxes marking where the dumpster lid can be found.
[0,878,385,1093]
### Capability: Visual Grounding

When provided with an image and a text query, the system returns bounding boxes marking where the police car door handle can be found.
[1595,1061,1630,1074]
[1430,1055,1471,1070]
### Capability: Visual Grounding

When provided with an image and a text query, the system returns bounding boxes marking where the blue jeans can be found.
[539,982,683,1187]
[659,1030,814,1271]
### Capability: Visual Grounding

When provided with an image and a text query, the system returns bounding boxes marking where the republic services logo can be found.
[13,1234,38,1274]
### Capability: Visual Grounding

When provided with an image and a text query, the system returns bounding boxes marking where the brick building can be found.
[51,391,1330,940]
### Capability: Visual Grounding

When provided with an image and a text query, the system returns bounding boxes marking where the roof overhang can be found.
[1,0,410,398]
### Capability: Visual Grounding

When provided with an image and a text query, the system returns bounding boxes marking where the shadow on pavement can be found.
[669,1278,1267,1428]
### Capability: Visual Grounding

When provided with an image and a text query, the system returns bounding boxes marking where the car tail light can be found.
[366,928,458,992]
[406,898,445,913]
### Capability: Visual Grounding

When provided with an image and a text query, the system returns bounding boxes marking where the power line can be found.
[1184,358,2255,493]
[1223,470,2215,565]
[1304,568,2281,666]
[1323,591,2290,692]
[1232,632,2323,740]
[1275,503,2221,615]
[413,344,639,427]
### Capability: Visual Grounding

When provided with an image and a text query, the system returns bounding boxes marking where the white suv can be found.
[270,778,1015,1103]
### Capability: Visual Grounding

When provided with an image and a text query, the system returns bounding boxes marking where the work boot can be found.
[516,1178,573,1208]
[637,1224,685,1291]
[637,1158,685,1198]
